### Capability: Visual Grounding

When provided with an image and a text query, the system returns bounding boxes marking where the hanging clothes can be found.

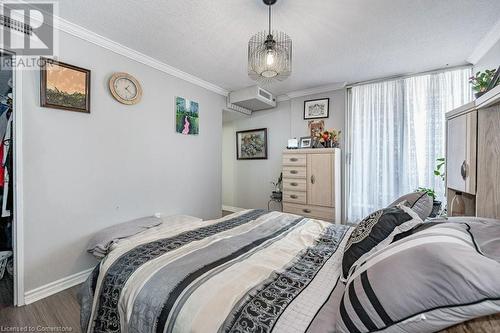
[1,113,12,218]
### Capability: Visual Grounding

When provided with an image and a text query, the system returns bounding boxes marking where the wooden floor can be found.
[222,210,234,217]
[0,285,81,331]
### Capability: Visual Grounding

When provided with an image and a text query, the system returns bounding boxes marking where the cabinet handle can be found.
[311,175,315,184]
[290,170,298,174]
[290,158,298,162]
[303,209,311,213]
[290,194,298,199]
[460,161,467,180]
[290,182,298,186]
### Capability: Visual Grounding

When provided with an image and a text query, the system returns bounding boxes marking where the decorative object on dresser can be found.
[446,83,500,219]
[109,72,143,105]
[304,98,329,119]
[282,148,341,223]
[287,138,298,149]
[175,96,199,135]
[308,120,324,138]
[299,136,312,148]
[313,128,341,148]
[236,128,268,160]
[40,57,91,113]
[469,68,497,99]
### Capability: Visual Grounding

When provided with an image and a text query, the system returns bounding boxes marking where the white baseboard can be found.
[24,267,94,305]
[222,205,246,213]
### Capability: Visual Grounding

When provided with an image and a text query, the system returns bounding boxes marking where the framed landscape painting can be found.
[40,58,91,113]
[236,128,268,160]
[304,98,329,119]
[176,96,199,135]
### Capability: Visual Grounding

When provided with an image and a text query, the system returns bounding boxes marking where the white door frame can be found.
[11,52,24,306]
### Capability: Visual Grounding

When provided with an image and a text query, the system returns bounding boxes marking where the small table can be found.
[268,196,283,212]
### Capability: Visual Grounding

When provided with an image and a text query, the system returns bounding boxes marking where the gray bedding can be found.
[79,212,500,333]
[80,210,351,333]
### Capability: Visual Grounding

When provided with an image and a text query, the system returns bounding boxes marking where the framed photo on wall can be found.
[40,57,91,113]
[236,128,268,160]
[304,98,329,119]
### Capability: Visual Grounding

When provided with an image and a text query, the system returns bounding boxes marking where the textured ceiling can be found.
[58,0,500,95]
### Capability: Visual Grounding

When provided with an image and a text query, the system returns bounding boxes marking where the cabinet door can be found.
[476,105,500,219]
[307,153,333,207]
[446,111,476,194]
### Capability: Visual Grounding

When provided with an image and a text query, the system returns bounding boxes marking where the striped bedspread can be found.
[80,209,352,333]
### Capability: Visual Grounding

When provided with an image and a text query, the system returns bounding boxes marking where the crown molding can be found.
[55,17,229,96]
[277,82,347,102]
[467,17,500,65]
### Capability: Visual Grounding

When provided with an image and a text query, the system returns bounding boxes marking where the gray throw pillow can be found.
[388,191,433,220]
[341,205,423,281]
[336,220,500,333]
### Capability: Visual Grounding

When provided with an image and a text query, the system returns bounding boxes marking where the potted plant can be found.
[469,69,497,98]
[270,173,283,200]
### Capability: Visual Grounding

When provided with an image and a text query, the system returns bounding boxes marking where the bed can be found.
[79,209,500,333]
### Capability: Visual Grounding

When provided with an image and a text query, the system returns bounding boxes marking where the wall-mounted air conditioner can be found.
[229,86,276,111]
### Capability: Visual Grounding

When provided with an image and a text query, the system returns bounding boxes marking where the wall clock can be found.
[109,72,143,105]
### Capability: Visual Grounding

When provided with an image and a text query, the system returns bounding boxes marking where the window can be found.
[346,68,473,223]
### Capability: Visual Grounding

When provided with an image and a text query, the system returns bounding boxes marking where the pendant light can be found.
[248,0,292,84]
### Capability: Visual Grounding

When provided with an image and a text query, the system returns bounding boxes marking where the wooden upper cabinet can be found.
[476,104,500,219]
[307,153,333,207]
[446,111,477,194]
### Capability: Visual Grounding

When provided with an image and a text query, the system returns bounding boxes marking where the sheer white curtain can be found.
[346,68,472,223]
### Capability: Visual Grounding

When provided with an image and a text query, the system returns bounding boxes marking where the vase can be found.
[475,91,485,99]
[450,192,465,216]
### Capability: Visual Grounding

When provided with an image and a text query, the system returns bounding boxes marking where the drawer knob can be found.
[290,170,298,174]
[290,194,298,199]
[291,182,298,186]
[303,209,311,213]
[290,158,298,162]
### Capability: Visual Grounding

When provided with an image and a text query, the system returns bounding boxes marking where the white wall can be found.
[473,39,500,72]
[222,89,346,218]
[21,30,225,291]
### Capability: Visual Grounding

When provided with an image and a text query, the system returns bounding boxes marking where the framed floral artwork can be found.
[236,128,268,160]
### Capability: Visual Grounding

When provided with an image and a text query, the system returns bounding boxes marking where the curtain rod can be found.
[346,64,472,88]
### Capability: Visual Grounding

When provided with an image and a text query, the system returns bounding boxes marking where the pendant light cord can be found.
[268,5,272,35]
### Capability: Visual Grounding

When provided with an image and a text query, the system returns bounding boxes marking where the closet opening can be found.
[0,51,14,309]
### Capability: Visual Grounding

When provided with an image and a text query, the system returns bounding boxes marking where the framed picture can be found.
[308,120,325,138]
[236,128,268,160]
[300,136,312,148]
[304,98,329,119]
[176,96,199,135]
[487,66,500,91]
[40,57,91,113]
